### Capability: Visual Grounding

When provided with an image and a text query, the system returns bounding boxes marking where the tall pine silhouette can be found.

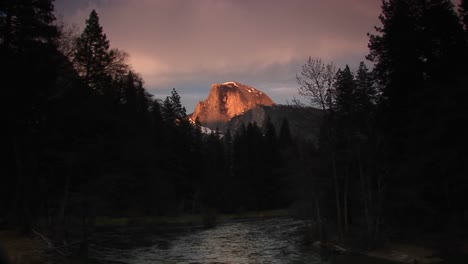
[74,10,113,93]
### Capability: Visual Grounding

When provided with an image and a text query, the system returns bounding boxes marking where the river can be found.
[90,217,397,264]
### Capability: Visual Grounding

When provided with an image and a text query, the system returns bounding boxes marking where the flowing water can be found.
[90,217,395,264]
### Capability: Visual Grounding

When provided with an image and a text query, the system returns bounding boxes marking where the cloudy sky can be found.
[54,0,383,112]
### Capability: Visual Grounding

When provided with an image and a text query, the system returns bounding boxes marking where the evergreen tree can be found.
[1,0,61,233]
[74,10,113,93]
[263,117,281,209]
[368,0,468,230]
[162,88,186,125]
[368,0,424,154]
[418,0,468,229]
[201,130,225,209]
[0,0,57,51]
[120,71,150,120]
[354,62,377,114]
[334,65,356,118]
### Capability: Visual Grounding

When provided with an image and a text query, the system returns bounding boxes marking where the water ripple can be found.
[93,217,322,264]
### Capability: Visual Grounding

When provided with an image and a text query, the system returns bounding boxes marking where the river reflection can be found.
[93,217,323,264]
[92,217,398,264]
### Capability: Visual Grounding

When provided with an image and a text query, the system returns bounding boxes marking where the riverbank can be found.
[0,229,126,264]
[366,243,443,263]
[365,231,468,264]
[0,230,439,264]
[0,230,42,264]
[326,236,468,264]
[94,209,290,227]
[94,212,468,264]
[2,214,467,264]
[0,210,289,264]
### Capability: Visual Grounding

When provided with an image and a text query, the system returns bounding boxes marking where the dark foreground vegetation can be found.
[296,0,468,253]
[1,0,468,262]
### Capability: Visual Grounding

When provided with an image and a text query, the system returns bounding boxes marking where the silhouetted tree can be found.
[334,65,357,234]
[74,10,112,93]
[368,0,468,232]
[354,62,377,117]
[334,66,355,117]
[351,62,380,244]
[298,57,345,239]
[297,57,336,110]
[0,0,57,51]
[1,0,60,234]
[162,88,186,126]
[74,9,128,98]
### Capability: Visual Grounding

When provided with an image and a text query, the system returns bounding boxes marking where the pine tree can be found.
[162,88,186,125]
[334,65,356,118]
[368,0,468,230]
[418,0,468,229]
[1,0,60,233]
[354,62,377,114]
[0,0,57,51]
[74,10,112,93]
[170,88,187,120]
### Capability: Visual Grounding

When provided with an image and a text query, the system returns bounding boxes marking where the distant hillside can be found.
[227,105,323,143]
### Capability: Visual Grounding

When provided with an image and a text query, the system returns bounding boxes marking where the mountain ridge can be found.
[227,105,323,143]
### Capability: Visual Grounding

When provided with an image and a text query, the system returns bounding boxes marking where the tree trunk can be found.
[331,151,342,240]
[191,185,200,215]
[325,112,342,241]
[11,134,24,219]
[11,134,33,234]
[79,201,89,259]
[357,144,372,238]
[56,153,73,241]
[343,160,350,235]
[314,194,324,241]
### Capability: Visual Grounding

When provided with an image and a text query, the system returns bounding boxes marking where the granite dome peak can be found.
[191,82,274,130]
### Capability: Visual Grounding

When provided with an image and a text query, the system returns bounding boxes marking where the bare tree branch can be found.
[296,57,336,110]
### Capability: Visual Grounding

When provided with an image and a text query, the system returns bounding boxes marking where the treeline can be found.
[296,0,468,246]
[200,118,299,212]
[1,4,163,237]
[1,1,300,244]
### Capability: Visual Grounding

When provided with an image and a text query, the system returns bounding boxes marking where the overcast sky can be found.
[54,0,384,112]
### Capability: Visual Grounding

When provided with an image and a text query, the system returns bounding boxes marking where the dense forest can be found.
[1,0,468,258]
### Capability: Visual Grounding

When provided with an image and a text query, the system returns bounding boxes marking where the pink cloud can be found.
[55,0,383,109]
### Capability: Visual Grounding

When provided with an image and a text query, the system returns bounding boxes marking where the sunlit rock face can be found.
[191,82,274,130]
